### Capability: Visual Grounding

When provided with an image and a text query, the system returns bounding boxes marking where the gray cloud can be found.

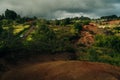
[0,0,120,19]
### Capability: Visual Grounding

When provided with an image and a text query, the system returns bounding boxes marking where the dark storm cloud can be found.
[0,0,120,19]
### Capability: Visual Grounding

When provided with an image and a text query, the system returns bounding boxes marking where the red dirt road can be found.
[1,61,120,80]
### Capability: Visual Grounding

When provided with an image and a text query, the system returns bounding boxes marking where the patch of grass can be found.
[13,25,30,35]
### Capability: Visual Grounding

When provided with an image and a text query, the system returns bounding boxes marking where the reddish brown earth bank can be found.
[1,61,120,80]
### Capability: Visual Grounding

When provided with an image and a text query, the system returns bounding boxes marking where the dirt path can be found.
[1,61,120,80]
[22,25,35,39]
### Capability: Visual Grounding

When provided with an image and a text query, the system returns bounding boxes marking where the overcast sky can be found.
[0,0,120,19]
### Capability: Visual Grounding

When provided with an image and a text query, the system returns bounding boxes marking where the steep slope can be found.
[1,61,120,80]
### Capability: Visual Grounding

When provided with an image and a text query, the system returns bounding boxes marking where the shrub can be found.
[94,34,120,52]
[77,47,120,66]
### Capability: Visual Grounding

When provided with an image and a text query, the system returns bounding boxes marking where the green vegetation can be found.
[77,34,120,66]
[0,9,120,67]
[101,15,119,21]
[95,34,120,52]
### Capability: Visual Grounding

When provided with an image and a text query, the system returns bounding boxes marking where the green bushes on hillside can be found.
[77,47,120,66]
[0,9,120,66]
[95,34,120,52]
[77,34,120,66]
[24,23,75,54]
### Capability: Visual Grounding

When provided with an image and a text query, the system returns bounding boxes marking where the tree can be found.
[61,18,71,26]
[35,24,55,41]
[74,22,82,32]
[80,16,91,20]
[30,23,56,53]
[0,21,3,34]
[54,19,60,25]
[70,22,83,37]
[101,15,118,20]
[0,24,14,55]
[0,14,5,20]
[0,15,2,20]
[5,9,18,20]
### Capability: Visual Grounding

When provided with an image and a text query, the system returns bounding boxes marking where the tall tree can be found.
[0,21,3,34]
[61,18,71,26]
[5,9,18,20]
[0,14,5,20]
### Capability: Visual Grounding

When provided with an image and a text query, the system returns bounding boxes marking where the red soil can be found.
[77,31,94,46]
[83,24,99,34]
[1,61,120,80]
[109,20,120,25]
[76,24,100,46]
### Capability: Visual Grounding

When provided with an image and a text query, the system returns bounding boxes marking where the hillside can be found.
[0,9,120,80]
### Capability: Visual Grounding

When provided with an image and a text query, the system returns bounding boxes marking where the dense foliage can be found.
[0,9,120,66]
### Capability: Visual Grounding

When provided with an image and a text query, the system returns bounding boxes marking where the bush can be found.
[77,47,120,66]
[94,34,120,52]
